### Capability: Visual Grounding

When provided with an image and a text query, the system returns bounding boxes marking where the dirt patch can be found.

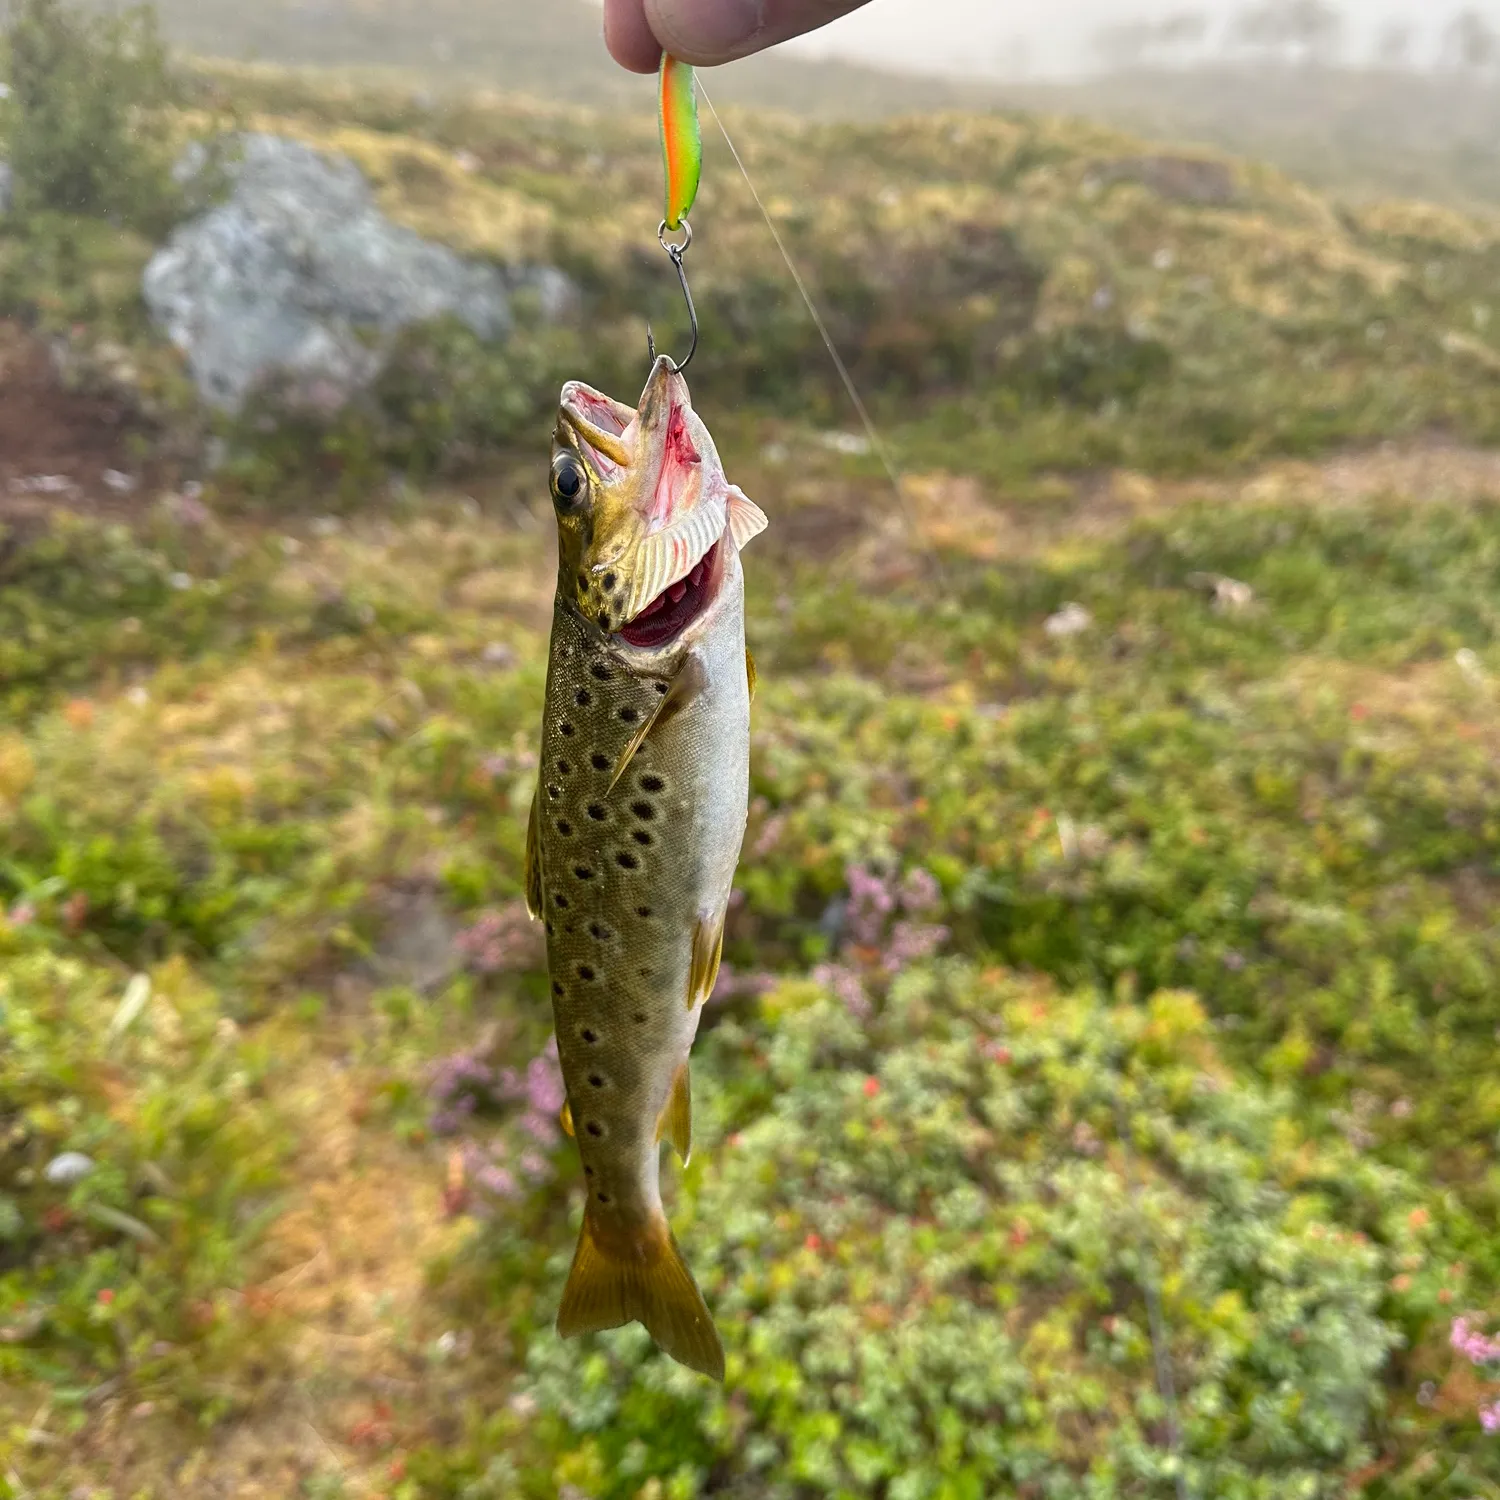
[0,321,157,525]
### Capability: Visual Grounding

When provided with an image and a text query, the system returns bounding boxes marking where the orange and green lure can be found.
[659,55,702,233]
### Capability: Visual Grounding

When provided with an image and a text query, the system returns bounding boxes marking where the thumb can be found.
[645,0,875,66]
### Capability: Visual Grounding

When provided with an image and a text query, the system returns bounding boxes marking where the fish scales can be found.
[538,596,747,1206]
[528,356,768,1380]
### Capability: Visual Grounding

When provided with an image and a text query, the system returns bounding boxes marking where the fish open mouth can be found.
[619,540,721,649]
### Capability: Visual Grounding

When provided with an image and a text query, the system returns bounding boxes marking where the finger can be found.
[604,0,665,72]
[644,0,874,66]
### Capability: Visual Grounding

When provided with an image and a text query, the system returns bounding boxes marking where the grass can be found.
[3,34,1500,1500]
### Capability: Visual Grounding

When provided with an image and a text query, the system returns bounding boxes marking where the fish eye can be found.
[551,454,587,508]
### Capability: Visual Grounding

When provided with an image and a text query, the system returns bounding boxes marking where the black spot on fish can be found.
[586,1121,603,1137]
[575,688,592,707]
[631,802,656,821]
[632,1011,647,1024]
[591,662,611,681]
[554,894,570,909]
[552,981,564,997]
[596,1192,611,1204]
[587,804,607,821]
[557,759,572,775]
[616,852,639,870]
[560,723,576,738]
[599,613,612,631]
[547,783,561,800]
[574,865,595,881]
[588,922,612,941]
[602,573,617,593]
[580,1027,598,1043]
[590,753,610,772]
[654,681,669,695]
[584,1164,594,1176]
[639,775,665,793]
[556,819,573,836]
[588,1074,604,1088]
[545,920,555,935]
[577,964,595,981]
[633,830,652,846]
[636,905,652,918]
[577,572,589,593]
[619,707,639,724]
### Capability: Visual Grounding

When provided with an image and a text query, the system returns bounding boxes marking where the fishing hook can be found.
[647,219,698,373]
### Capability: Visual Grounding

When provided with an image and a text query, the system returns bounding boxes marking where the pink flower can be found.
[813,962,869,1020]
[1452,1316,1500,1366]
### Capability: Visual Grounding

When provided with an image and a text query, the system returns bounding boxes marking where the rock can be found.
[44,1152,96,1185]
[0,161,12,215]
[1044,602,1094,639]
[143,134,557,416]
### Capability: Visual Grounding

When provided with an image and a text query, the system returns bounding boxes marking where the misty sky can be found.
[769,0,1500,79]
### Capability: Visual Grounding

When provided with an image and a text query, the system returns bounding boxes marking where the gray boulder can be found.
[144,134,534,416]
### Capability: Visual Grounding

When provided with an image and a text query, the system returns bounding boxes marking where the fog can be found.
[772,0,1500,79]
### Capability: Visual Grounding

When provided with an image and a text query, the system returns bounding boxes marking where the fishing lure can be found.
[528,47,767,1382]
[648,55,702,372]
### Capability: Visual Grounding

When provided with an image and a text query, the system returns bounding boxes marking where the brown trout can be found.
[526,355,767,1380]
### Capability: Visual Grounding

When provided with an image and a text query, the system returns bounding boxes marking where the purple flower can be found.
[526,1054,565,1116]
[454,903,544,975]
[846,864,897,948]
[814,962,870,1020]
[477,1164,518,1199]
[900,868,941,916]
[752,814,786,859]
[519,1109,559,1146]
[1482,1400,1500,1434]
[882,921,949,975]
[519,1150,550,1180]
[1452,1317,1500,1366]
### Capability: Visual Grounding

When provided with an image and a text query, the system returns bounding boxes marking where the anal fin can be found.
[560,1100,575,1138]
[607,653,707,795]
[524,787,544,920]
[689,907,726,1011]
[556,1206,725,1381]
[656,1060,692,1165]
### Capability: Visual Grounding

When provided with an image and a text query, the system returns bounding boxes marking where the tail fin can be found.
[556,1206,725,1381]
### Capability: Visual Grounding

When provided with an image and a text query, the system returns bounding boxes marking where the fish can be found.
[526,354,768,1380]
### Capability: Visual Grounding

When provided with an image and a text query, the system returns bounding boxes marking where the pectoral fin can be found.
[689,907,727,1011]
[727,486,769,550]
[607,653,707,794]
[560,1101,575,1138]
[656,1059,692,1165]
[745,648,757,704]
[524,788,544,920]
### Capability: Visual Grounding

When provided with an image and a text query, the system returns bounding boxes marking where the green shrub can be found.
[1,0,182,233]
[496,968,1436,1498]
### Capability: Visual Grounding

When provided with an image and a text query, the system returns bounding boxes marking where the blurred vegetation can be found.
[0,0,185,233]
[1,6,1500,1497]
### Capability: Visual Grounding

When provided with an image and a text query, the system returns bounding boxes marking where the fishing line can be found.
[696,81,943,581]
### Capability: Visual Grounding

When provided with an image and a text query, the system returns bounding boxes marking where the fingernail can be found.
[655,0,765,57]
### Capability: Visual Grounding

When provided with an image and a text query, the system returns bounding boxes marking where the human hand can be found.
[604,0,876,73]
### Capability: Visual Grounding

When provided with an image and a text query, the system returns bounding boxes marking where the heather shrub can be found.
[504,964,1435,1499]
